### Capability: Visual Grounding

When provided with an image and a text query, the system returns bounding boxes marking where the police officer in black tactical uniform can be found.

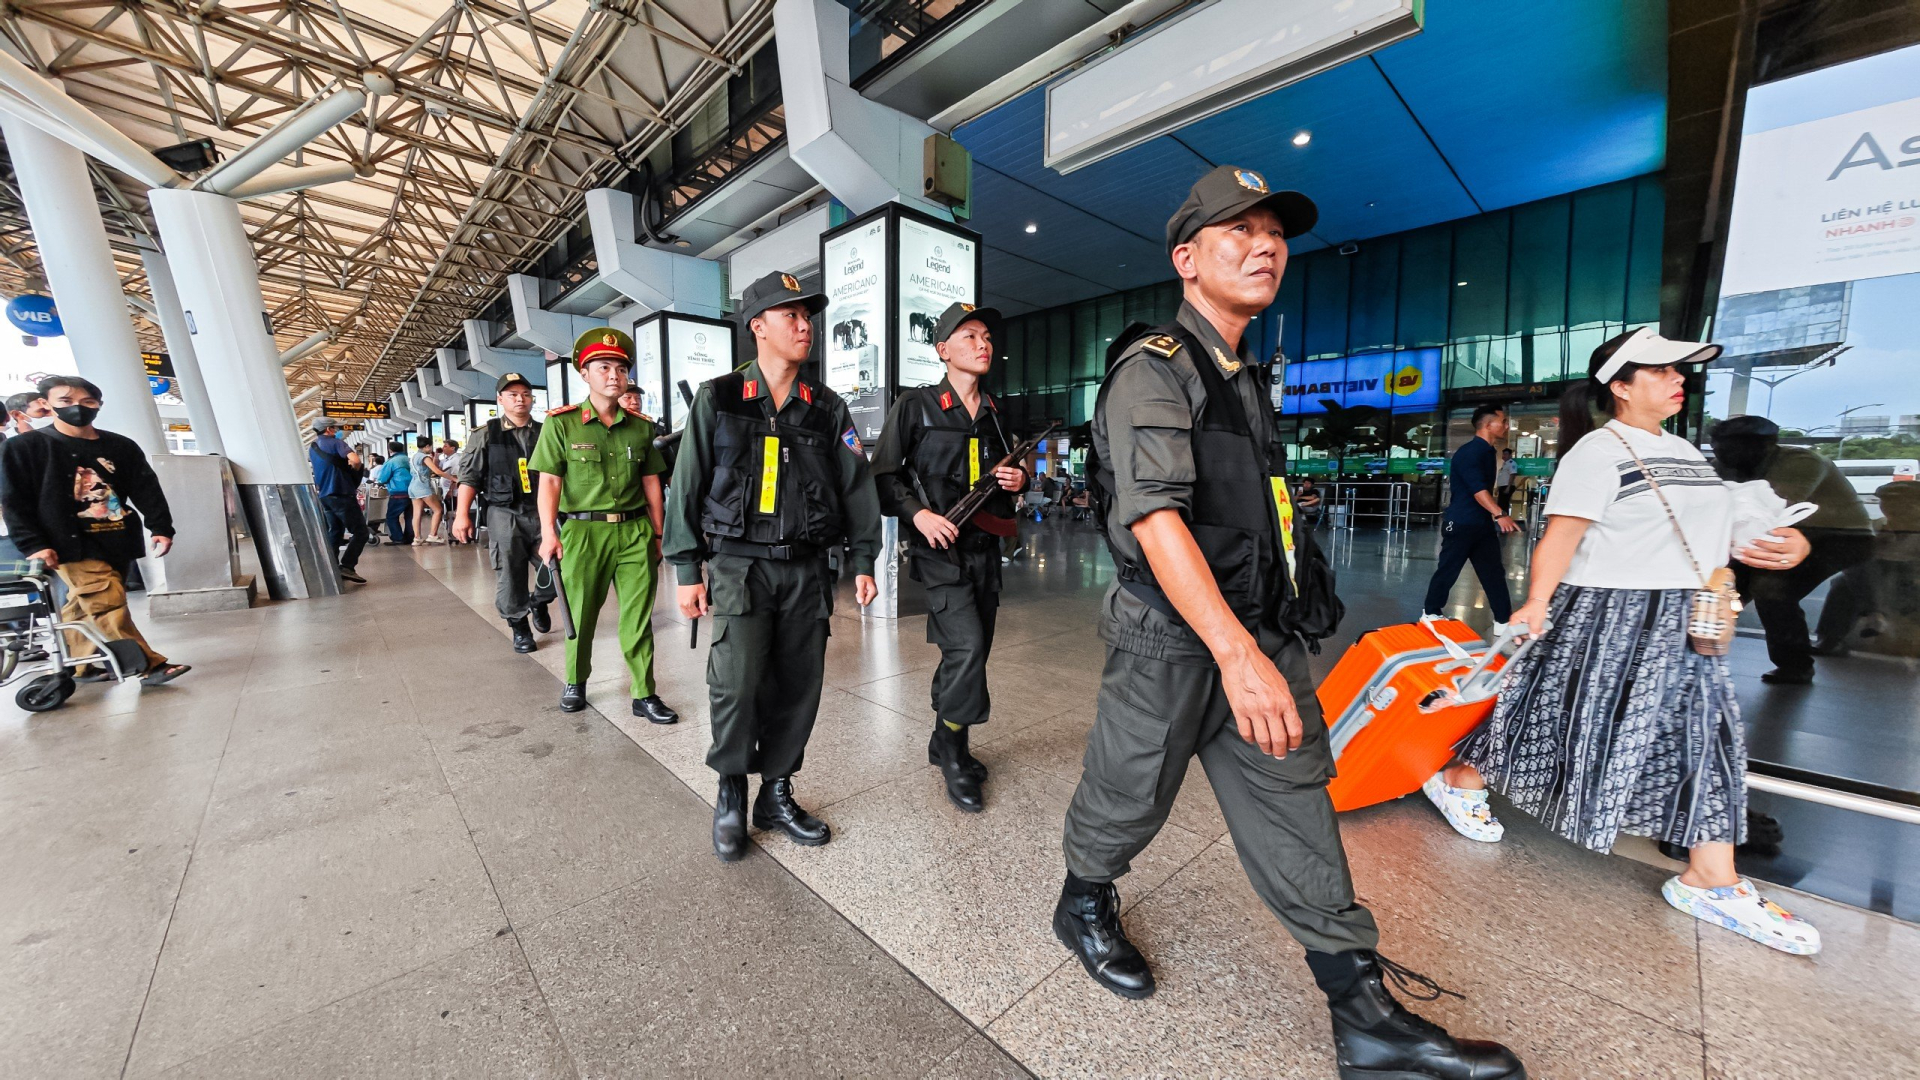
[664,270,883,863]
[872,302,1028,812]
[1056,166,1525,1080]
[453,372,556,652]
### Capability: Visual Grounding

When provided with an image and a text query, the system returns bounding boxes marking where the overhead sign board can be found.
[1044,0,1422,172]
[141,351,175,378]
[322,400,391,419]
[1281,348,1441,415]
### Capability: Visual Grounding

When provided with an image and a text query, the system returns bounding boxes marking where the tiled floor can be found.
[2,518,1915,1078]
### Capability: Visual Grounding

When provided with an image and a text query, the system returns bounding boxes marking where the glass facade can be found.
[992,174,1664,475]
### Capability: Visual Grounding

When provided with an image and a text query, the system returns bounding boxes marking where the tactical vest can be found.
[700,371,847,550]
[1092,325,1291,629]
[478,418,539,511]
[904,387,1015,542]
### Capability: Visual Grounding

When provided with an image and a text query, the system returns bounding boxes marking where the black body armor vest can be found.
[700,372,847,549]
[903,387,1016,544]
[478,418,538,511]
[1093,325,1289,629]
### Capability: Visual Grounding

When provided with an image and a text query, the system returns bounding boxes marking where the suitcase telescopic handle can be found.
[1453,620,1551,703]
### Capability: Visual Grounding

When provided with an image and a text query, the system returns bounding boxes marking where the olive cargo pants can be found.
[911,544,1000,727]
[1062,637,1381,957]
[486,505,557,622]
[558,517,658,697]
[704,552,831,779]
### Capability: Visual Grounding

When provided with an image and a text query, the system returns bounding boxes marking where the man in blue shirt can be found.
[1421,404,1516,625]
[310,417,369,584]
[373,441,414,544]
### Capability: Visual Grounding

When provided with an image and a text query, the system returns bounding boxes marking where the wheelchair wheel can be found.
[17,672,75,712]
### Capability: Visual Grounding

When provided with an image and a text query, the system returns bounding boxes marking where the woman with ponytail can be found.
[1420,328,1825,956]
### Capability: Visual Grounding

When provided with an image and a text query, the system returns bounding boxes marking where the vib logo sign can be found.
[1390,364,1424,398]
[5,294,62,337]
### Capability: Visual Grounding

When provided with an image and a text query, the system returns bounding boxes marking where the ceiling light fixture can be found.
[1455,281,1469,287]
[1292,131,1311,147]
[1024,223,1038,234]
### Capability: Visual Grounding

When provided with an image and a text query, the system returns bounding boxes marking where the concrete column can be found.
[585,188,726,319]
[148,187,340,600]
[437,348,494,399]
[506,274,603,355]
[137,243,224,456]
[774,0,953,218]
[0,115,168,451]
[462,320,548,383]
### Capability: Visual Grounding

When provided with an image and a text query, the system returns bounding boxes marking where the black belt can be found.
[711,538,823,561]
[561,509,646,523]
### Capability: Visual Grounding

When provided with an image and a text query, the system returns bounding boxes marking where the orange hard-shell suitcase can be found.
[1320,617,1534,813]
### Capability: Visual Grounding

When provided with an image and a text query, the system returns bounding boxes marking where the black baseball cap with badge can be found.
[934,301,1002,345]
[736,270,827,326]
[1166,164,1318,254]
[495,371,535,394]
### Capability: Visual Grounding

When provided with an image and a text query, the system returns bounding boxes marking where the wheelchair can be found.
[0,560,146,712]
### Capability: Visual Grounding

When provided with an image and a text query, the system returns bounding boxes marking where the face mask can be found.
[54,404,100,427]
[27,415,55,431]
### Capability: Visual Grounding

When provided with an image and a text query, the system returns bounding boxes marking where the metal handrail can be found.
[1330,481,1412,534]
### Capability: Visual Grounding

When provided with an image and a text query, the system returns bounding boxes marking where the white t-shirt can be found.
[1496,458,1516,486]
[1547,420,1734,590]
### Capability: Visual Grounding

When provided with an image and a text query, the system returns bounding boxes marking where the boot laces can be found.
[1375,955,1463,1003]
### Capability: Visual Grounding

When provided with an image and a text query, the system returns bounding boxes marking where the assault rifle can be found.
[940,421,1055,529]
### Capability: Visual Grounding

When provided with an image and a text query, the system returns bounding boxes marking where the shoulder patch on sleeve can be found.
[1139,334,1182,359]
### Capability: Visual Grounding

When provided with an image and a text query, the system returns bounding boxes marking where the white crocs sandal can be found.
[1421,773,1505,843]
[1662,876,1822,956]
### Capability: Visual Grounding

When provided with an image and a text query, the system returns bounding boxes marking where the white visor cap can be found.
[1595,326,1722,383]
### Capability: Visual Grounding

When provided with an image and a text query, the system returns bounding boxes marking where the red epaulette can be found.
[742,378,758,399]
[797,381,813,404]
[544,404,573,419]
[939,390,954,410]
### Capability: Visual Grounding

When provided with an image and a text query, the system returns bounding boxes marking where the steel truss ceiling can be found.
[0,0,772,398]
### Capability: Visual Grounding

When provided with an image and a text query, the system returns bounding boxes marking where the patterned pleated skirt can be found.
[1456,584,1748,853]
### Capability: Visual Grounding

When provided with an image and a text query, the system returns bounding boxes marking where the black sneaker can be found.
[339,567,366,584]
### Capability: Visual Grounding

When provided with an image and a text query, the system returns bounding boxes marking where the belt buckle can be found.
[603,512,619,523]
[770,544,791,559]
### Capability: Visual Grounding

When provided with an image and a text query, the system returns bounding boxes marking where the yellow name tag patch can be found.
[517,457,532,493]
[969,438,980,486]
[1271,477,1298,591]
[759,436,780,514]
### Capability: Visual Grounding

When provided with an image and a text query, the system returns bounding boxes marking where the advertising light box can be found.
[896,216,977,390]
[820,204,984,447]
[632,310,734,429]
[1281,348,1440,415]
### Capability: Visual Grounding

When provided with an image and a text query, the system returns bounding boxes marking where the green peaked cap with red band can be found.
[572,326,634,369]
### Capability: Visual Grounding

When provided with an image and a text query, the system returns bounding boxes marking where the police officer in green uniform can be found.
[664,270,882,863]
[528,327,679,725]
[452,372,556,653]
[872,302,1028,812]
[1056,166,1524,1080]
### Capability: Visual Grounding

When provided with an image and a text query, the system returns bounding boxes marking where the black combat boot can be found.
[509,618,536,653]
[750,776,831,846]
[713,775,748,862]
[928,723,985,812]
[633,695,678,724]
[529,602,552,634]
[558,683,586,712]
[1308,950,1525,1080]
[1052,874,1155,999]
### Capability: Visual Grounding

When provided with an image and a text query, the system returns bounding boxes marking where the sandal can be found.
[1421,773,1505,842]
[1662,876,1821,955]
[141,663,192,687]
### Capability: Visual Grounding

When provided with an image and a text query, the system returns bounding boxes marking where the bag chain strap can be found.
[1603,426,1711,591]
